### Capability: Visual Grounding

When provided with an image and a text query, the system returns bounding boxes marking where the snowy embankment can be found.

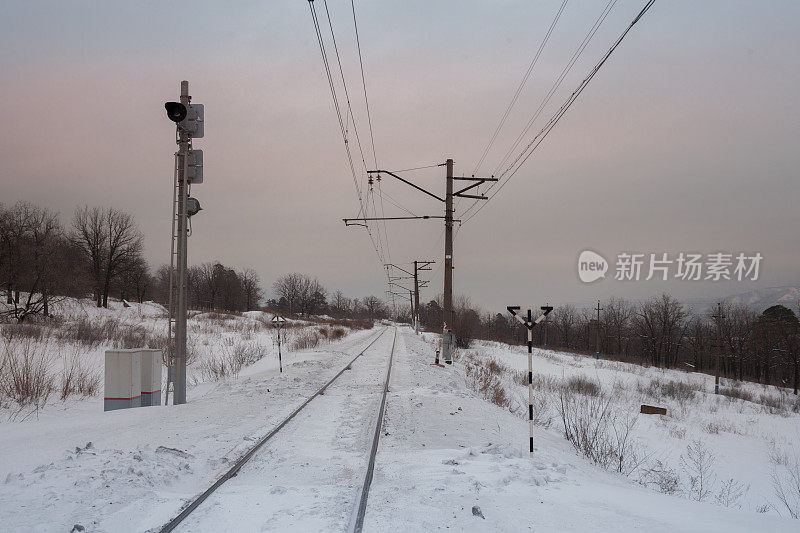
[361,331,799,531]
[0,298,377,531]
[372,333,798,527]
[1,303,798,532]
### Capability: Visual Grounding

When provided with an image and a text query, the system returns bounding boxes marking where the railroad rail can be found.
[158,326,396,533]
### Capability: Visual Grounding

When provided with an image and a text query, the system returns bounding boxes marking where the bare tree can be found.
[0,202,42,305]
[0,202,64,320]
[239,268,262,311]
[101,208,144,308]
[553,304,579,348]
[70,206,105,306]
[634,294,688,367]
[361,295,385,320]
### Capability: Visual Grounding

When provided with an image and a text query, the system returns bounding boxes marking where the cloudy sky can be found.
[1,1,798,312]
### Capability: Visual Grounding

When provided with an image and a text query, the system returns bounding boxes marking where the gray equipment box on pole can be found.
[104,349,142,411]
[140,349,163,407]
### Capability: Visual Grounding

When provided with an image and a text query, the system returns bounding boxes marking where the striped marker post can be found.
[507,305,553,458]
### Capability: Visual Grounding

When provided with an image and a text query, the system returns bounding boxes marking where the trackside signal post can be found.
[271,315,287,373]
[164,81,204,405]
[508,305,553,458]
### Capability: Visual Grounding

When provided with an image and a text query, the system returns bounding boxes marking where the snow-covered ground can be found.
[1,303,798,531]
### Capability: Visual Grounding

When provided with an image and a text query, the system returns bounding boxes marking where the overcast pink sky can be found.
[1,1,798,311]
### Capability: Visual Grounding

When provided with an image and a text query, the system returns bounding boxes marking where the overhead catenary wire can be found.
[350,0,392,271]
[462,0,657,226]
[491,0,618,178]
[459,0,617,223]
[309,0,393,288]
[460,0,617,223]
[321,0,388,267]
[471,0,570,175]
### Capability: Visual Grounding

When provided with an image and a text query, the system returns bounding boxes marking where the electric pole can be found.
[344,161,496,364]
[442,159,455,363]
[413,260,434,334]
[713,302,724,394]
[595,300,602,360]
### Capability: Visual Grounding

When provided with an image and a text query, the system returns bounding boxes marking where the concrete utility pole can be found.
[413,261,419,332]
[442,159,455,363]
[173,81,190,405]
[595,300,602,360]
[344,161,495,363]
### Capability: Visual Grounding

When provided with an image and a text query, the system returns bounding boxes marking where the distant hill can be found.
[721,286,800,312]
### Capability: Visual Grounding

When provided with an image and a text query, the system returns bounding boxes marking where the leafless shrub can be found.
[290,330,322,351]
[465,361,509,408]
[681,439,716,502]
[564,375,602,397]
[513,370,561,392]
[557,387,644,475]
[318,326,329,338]
[200,355,240,381]
[0,335,54,409]
[330,327,346,340]
[199,342,267,381]
[637,377,697,403]
[59,350,100,400]
[719,386,755,403]
[770,447,800,518]
[715,478,749,508]
[668,425,687,439]
[758,393,786,415]
[639,460,681,494]
[0,322,47,341]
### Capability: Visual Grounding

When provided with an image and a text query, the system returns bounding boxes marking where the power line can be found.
[471,0,569,175]
[350,0,378,170]
[321,0,388,267]
[492,0,618,178]
[461,0,618,222]
[350,0,391,269]
[462,0,657,225]
[392,163,447,173]
[308,0,384,269]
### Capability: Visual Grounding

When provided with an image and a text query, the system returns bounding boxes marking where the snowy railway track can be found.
[157,326,396,533]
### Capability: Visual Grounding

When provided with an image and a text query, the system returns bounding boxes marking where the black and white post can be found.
[271,315,287,373]
[507,305,553,458]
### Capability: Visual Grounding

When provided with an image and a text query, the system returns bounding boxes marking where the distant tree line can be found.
[266,273,389,321]
[0,201,390,322]
[416,293,800,394]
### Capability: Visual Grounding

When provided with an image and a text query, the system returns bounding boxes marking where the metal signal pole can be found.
[164,80,204,406]
[173,81,190,405]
